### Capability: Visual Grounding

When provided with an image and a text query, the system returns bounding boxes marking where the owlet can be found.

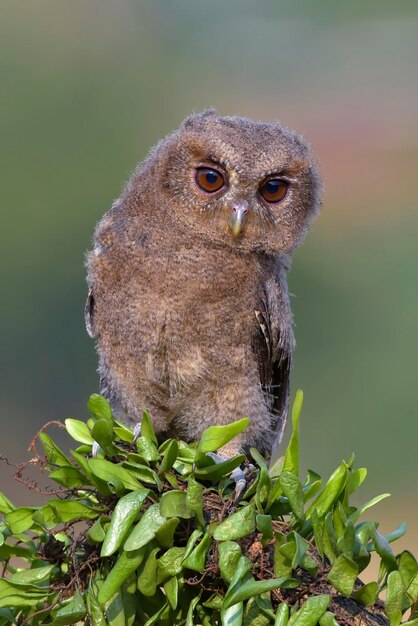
[85,110,321,460]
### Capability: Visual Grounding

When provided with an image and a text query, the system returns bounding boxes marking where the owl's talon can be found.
[230,466,247,501]
[92,441,100,458]
[206,453,251,502]
[133,422,142,442]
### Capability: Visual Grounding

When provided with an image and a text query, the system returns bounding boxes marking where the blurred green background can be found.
[1,1,417,563]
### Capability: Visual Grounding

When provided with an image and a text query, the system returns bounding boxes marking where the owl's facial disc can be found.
[229,201,249,239]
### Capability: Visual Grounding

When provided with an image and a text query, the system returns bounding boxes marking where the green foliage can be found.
[0,392,417,625]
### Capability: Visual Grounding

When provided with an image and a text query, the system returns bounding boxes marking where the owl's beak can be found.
[229,203,249,238]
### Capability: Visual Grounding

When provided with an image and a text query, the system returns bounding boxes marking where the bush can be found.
[0,391,417,625]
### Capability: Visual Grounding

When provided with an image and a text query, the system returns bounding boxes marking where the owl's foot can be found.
[206,452,252,502]
[230,466,247,501]
[132,422,142,442]
[92,441,100,458]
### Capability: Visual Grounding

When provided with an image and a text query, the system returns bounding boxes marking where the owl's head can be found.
[131,110,322,256]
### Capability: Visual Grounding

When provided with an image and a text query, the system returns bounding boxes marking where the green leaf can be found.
[194,455,245,482]
[370,527,398,572]
[124,503,166,551]
[398,550,418,588]
[186,475,205,529]
[319,612,340,626]
[155,517,180,548]
[0,542,35,561]
[327,554,359,597]
[385,522,408,544]
[223,577,298,610]
[157,547,186,583]
[288,532,310,569]
[385,570,404,626]
[288,595,330,626]
[255,466,271,510]
[141,409,158,445]
[341,518,355,560]
[87,515,110,544]
[98,545,147,606]
[300,554,319,577]
[279,472,304,520]
[91,418,114,449]
[306,462,348,519]
[221,602,244,626]
[218,541,243,584]
[274,603,289,626]
[186,594,201,626]
[122,462,162,489]
[274,533,292,578]
[105,589,126,626]
[406,571,418,601]
[135,437,161,462]
[137,546,160,596]
[203,593,224,610]
[332,501,346,540]
[38,432,71,467]
[143,601,169,626]
[282,389,303,476]
[353,581,379,607]
[352,536,371,573]
[355,521,374,546]
[302,470,322,503]
[65,418,94,445]
[268,455,284,479]
[182,529,203,560]
[250,448,268,468]
[0,579,49,609]
[49,590,86,625]
[349,493,391,524]
[183,532,211,571]
[101,489,149,557]
[88,458,142,492]
[158,440,178,476]
[48,499,99,522]
[163,575,178,610]
[228,554,253,589]
[88,394,113,420]
[160,491,194,519]
[0,493,14,515]
[113,425,134,443]
[243,595,271,625]
[310,508,324,558]
[10,564,55,585]
[348,468,367,495]
[213,504,256,541]
[48,466,87,489]
[256,514,273,543]
[5,507,36,534]
[195,419,250,460]
[322,512,337,564]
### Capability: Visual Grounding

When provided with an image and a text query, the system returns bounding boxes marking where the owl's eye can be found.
[259,178,289,203]
[195,167,225,193]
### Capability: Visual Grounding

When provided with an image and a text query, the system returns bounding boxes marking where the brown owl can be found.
[85,110,321,463]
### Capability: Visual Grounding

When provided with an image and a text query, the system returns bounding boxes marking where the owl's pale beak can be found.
[229,203,249,238]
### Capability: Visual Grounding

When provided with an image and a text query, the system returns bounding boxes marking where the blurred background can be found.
[1,0,417,570]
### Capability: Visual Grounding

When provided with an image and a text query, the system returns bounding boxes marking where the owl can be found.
[85,110,321,462]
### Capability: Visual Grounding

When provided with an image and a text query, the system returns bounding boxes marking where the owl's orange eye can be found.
[259,178,289,203]
[195,167,225,193]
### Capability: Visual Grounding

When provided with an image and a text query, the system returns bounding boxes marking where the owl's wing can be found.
[85,288,96,338]
[254,270,293,456]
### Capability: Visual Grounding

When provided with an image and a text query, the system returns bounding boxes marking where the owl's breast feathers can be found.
[88,218,293,448]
